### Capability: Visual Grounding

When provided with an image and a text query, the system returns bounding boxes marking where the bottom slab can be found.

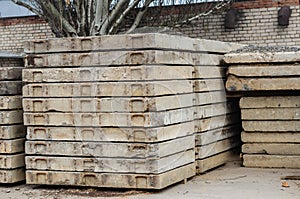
[243,155,300,168]
[0,168,25,183]
[196,149,238,174]
[26,163,196,189]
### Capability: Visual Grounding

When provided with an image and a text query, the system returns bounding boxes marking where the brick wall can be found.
[0,16,54,53]
[1,1,300,52]
[176,5,300,46]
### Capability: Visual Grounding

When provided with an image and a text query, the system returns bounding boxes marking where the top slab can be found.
[224,51,300,64]
[24,33,244,54]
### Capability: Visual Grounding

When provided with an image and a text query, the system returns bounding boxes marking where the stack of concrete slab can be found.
[193,57,242,173]
[224,48,300,168]
[0,54,25,183]
[22,33,243,189]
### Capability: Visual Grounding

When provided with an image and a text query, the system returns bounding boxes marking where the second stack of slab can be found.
[224,47,300,169]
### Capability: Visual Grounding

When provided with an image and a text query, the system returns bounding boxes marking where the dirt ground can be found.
[0,160,299,199]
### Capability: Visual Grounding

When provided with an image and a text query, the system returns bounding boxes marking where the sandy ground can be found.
[0,160,299,199]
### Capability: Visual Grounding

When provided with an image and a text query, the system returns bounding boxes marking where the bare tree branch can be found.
[12,0,42,17]
[108,0,142,34]
[126,0,154,34]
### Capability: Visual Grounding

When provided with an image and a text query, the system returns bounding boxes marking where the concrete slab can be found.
[195,112,241,132]
[224,51,300,63]
[22,94,194,113]
[0,168,25,183]
[196,149,238,174]
[25,150,194,174]
[22,81,193,97]
[227,64,300,77]
[193,78,225,92]
[196,136,240,159]
[195,124,242,146]
[0,67,22,80]
[241,108,300,120]
[26,121,194,142]
[226,75,300,91]
[25,50,223,67]
[0,81,22,95]
[0,110,23,125]
[243,154,300,168]
[0,138,25,154]
[243,121,300,132]
[26,163,195,189]
[0,153,25,169]
[241,131,300,143]
[24,33,243,54]
[23,107,194,127]
[242,143,300,155]
[240,96,300,108]
[25,135,195,158]
[22,65,194,83]
[0,96,22,110]
[0,125,26,139]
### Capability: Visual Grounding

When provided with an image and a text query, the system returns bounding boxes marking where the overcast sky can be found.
[0,0,35,18]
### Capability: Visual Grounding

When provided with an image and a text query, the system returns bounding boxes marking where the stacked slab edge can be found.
[0,54,25,183]
[224,48,300,168]
[23,33,243,189]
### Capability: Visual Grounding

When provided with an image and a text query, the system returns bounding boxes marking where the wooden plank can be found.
[26,163,195,189]
[22,81,193,97]
[242,143,300,155]
[243,121,300,132]
[0,153,25,169]
[22,65,193,83]
[23,107,194,127]
[23,94,194,113]
[25,150,194,174]
[0,138,25,154]
[227,64,300,77]
[241,108,300,120]
[224,51,300,64]
[25,50,223,67]
[243,154,300,168]
[196,149,238,174]
[195,124,242,146]
[0,81,22,95]
[24,33,242,54]
[241,131,300,143]
[0,125,26,140]
[240,96,300,108]
[0,67,22,80]
[226,75,300,91]
[26,121,194,142]
[0,110,23,125]
[25,135,195,158]
[195,136,241,159]
[0,168,25,183]
[195,112,241,132]
[0,96,22,110]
